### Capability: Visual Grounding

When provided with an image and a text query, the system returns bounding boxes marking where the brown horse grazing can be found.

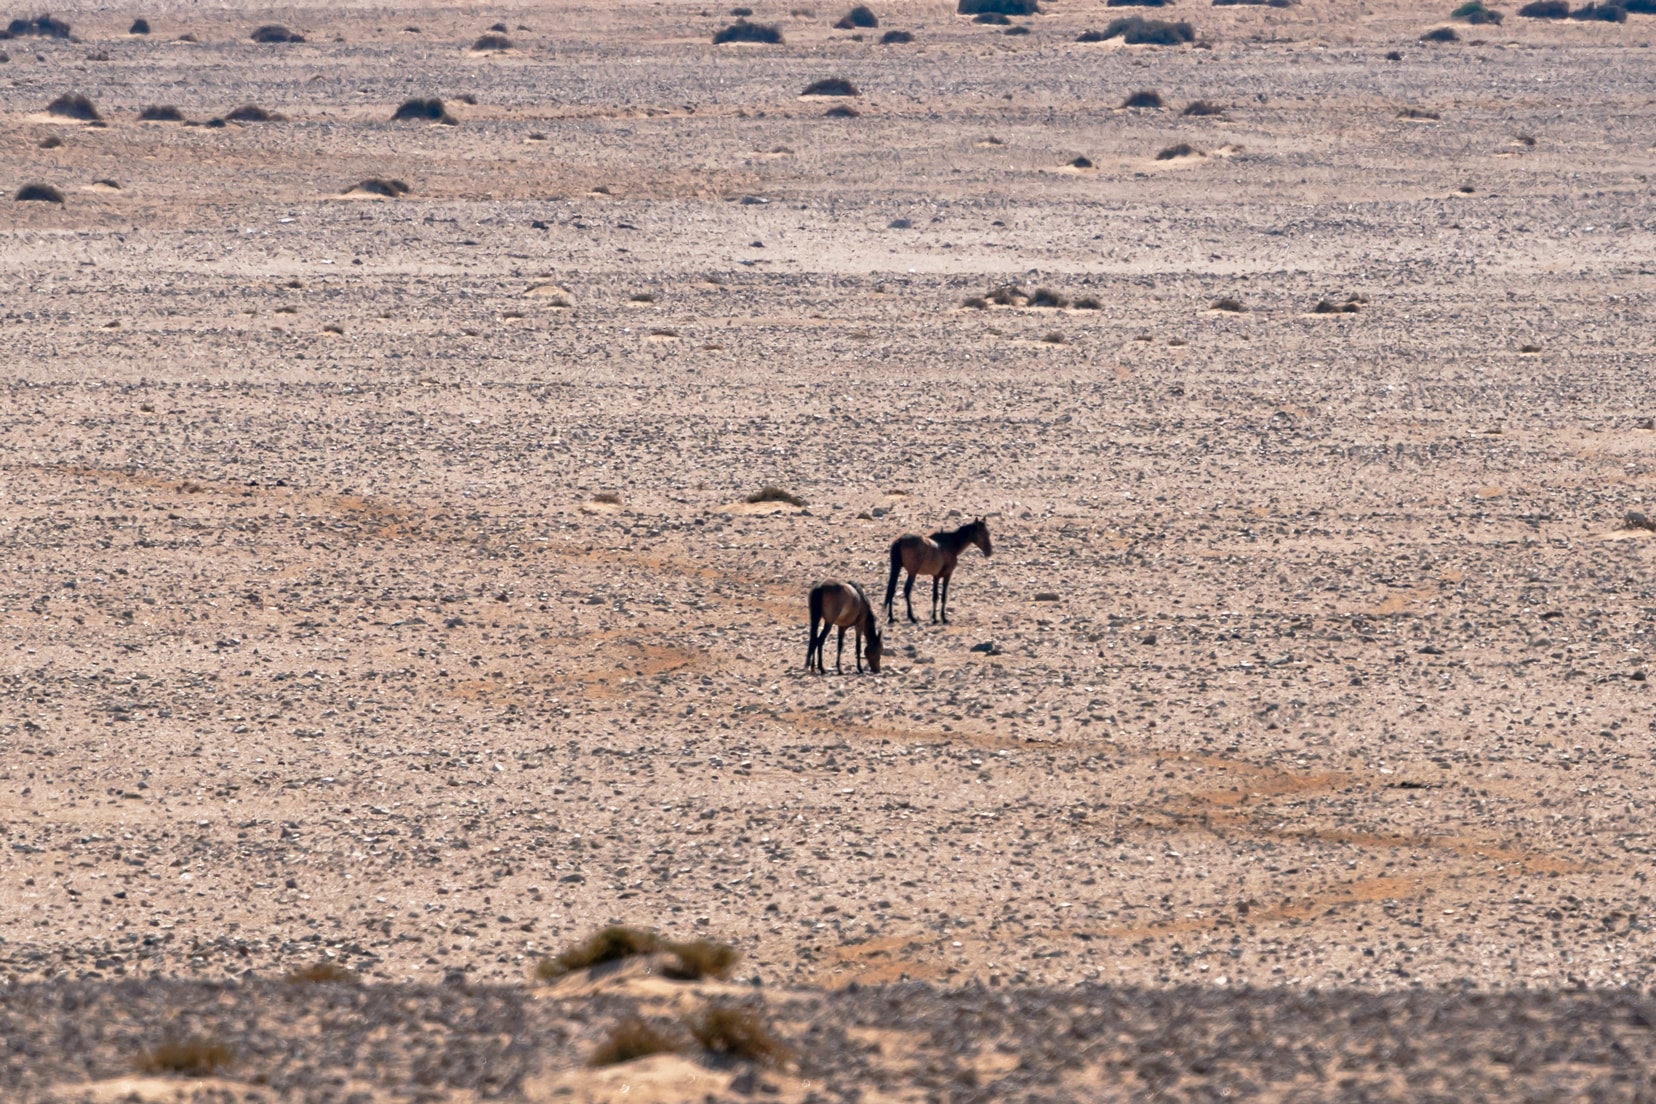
[807,580,883,674]
[884,518,992,625]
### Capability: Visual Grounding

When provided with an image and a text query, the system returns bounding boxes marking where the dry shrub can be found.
[1073,296,1102,310]
[591,1018,684,1067]
[1078,26,1108,38]
[802,76,858,95]
[957,0,1039,12]
[1070,155,1094,167]
[1399,107,1440,119]
[286,961,357,984]
[1111,0,1172,6]
[47,93,100,121]
[825,104,859,116]
[472,32,511,49]
[138,104,184,121]
[130,18,150,34]
[137,1038,235,1077]
[93,177,120,189]
[1101,16,1194,43]
[686,1004,790,1064]
[592,491,623,504]
[714,20,784,42]
[746,486,807,506]
[349,178,409,196]
[39,134,63,148]
[975,10,1012,21]
[629,291,656,303]
[393,97,456,124]
[15,183,64,203]
[225,104,282,123]
[8,14,70,36]
[1519,343,1542,353]
[1624,511,1656,532]
[1570,3,1626,18]
[250,24,303,42]
[1518,0,1569,13]
[836,4,879,27]
[1005,22,1031,32]
[663,939,742,980]
[1421,25,1460,39]
[1313,297,1361,314]
[1030,287,1069,308]
[1121,89,1164,108]
[962,295,990,309]
[1212,297,1246,312]
[1156,142,1201,159]
[1041,331,1067,344]
[1182,99,1224,115]
[881,28,913,41]
[988,284,1027,305]
[537,926,661,980]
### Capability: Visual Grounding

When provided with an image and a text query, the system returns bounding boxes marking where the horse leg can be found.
[903,571,919,623]
[930,574,942,623]
[939,569,953,624]
[835,625,847,674]
[807,617,820,672]
[854,627,864,674]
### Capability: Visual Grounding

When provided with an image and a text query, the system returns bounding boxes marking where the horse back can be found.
[813,580,867,628]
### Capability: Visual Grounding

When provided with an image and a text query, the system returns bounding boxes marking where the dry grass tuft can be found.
[285,960,358,984]
[137,1037,235,1077]
[592,491,623,505]
[536,926,661,980]
[1070,155,1094,168]
[802,76,859,96]
[472,32,512,50]
[747,486,808,506]
[1156,142,1201,159]
[988,284,1028,306]
[662,939,742,980]
[1073,296,1102,310]
[958,0,1040,13]
[1518,0,1569,13]
[225,104,283,123]
[47,93,101,121]
[349,178,409,197]
[393,97,456,124]
[962,295,990,309]
[686,1004,791,1064]
[250,24,304,43]
[1182,100,1225,116]
[138,104,185,122]
[881,28,914,41]
[591,1018,685,1067]
[1041,331,1067,344]
[1313,296,1362,314]
[1030,287,1069,308]
[1421,25,1461,40]
[8,14,71,36]
[1100,16,1194,43]
[15,183,64,203]
[39,135,63,149]
[714,20,784,43]
[825,104,860,117]
[836,4,880,28]
[1212,297,1246,312]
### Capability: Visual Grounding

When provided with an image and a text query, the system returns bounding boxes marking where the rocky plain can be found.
[2,0,1656,1098]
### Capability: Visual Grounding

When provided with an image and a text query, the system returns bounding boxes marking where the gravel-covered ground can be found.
[3,0,1655,1097]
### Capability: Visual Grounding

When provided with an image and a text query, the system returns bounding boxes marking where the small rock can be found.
[970,641,996,653]
[1034,591,1059,602]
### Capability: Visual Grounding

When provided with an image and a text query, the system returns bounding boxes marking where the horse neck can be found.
[933,524,976,554]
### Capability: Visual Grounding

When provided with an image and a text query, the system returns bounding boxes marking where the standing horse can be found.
[883,518,992,625]
[806,581,884,674]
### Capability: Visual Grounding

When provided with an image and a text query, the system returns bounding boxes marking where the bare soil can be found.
[3,0,1656,1098]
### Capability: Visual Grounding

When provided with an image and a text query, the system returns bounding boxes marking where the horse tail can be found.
[884,541,902,616]
[807,584,824,668]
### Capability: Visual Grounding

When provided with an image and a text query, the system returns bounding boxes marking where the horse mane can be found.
[930,519,982,544]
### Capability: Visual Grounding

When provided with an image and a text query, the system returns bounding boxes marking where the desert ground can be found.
[3,0,1656,1098]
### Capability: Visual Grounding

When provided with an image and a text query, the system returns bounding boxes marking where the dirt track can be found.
[3,0,1656,1097]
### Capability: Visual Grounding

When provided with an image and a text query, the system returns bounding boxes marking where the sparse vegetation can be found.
[686,1004,791,1064]
[1121,89,1164,108]
[250,24,304,43]
[1570,3,1626,18]
[1030,287,1069,308]
[1213,297,1246,312]
[286,961,358,984]
[349,178,410,196]
[1182,100,1224,115]
[47,93,100,121]
[225,104,282,123]
[962,295,990,309]
[1399,107,1441,120]
[1519,343,1542,353]
[7,14,70,36]
[1041,331,1067,344]
[1453,0,1506,20]
[825,104,860,116]
[1313,295,1363,314]
[1074,296,1102,310]
[393,97,457,124]
[747,486,807,506]
[957,0,1039,12]
[137,1037,235,1077]
[880,28,913,41]
[591,1018,685,1067]
[138,104,185,121]
[662,939,742,980]
[1070,155,1094,167]
[536,926,662,981]
[39,134,62,148]
[714,20,784,43]
[1156,142,1201,159]
[15,183,64,203]
[592,491,623,504]
[1517,0,1569,14]
[1100,16,1195,43]
[836,4,879,27]
[472,32,511,49]
[1421,26,1461,40]
[802,76,859,95]
[988,284,1028,305]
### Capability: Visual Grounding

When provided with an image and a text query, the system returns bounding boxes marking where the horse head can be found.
[864,617,884,673]
[973,518,992,557]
